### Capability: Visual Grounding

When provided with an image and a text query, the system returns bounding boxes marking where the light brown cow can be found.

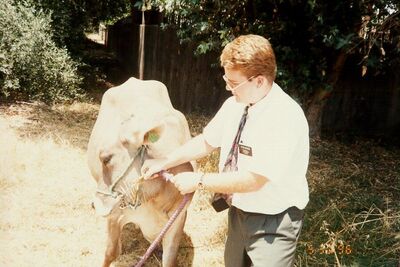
[87,77,194,267]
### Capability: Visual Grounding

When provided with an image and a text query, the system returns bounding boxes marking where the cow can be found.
[87,77,194,267]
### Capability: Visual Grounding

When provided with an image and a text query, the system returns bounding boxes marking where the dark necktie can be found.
[223,105,250,172]
[212,105,250,212]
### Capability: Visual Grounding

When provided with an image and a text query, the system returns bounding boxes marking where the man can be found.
[142,34,309,267]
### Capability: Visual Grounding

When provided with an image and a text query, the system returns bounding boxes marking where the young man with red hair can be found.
[143,34,309,267]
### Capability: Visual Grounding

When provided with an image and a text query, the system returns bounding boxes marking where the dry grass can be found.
[0,102,227,267]
[1,101,399,267]
[298,139,400,266]
[0,111,106,266]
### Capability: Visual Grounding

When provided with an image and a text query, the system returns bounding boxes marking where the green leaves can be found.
[0,0,83,102]
[134,1,152,11]
[335,34,355,50]
[196,41,212,55]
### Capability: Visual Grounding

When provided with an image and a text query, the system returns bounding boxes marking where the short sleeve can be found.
[203,98,233,148]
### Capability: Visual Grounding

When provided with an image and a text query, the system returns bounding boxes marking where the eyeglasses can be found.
[222,75,256,91]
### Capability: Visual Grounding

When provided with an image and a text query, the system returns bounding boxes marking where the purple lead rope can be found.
[132,171,192,267]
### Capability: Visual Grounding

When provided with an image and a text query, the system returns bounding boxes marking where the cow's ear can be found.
[143,125,164,144]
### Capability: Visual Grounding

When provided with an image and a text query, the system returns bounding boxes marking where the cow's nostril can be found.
[91,202,95,209]
[103,154,112,165]
[99,151,113,165]
[120,137,129,146]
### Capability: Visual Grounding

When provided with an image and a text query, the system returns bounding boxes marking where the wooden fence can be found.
[106,20,229,114]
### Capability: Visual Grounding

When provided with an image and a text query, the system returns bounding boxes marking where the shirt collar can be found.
[248,82,280,116]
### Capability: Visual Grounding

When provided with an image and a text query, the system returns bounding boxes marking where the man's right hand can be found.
[141,158,169,180]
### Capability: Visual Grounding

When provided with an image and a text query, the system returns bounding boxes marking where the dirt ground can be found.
[0,101,227,267]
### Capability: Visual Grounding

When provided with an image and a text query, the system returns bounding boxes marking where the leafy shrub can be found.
[0,0,83,103]
[28,0,87,51]
[27,0,131,52]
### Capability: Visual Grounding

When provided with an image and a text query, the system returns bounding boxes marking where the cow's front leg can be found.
[103,215,122,267]
[161,209,188,267]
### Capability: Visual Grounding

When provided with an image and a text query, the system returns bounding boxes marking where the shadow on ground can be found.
[114,223,194,267]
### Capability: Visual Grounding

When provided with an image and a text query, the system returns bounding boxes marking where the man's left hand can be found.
[170,172,201,194]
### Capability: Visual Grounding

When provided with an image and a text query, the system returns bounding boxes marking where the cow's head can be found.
[91,108,187,216]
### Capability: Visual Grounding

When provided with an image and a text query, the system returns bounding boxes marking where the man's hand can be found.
[141,158,168,179]
[170,172,202,195]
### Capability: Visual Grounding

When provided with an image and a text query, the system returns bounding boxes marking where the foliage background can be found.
[0,0,132,103]
[0,0,83,103]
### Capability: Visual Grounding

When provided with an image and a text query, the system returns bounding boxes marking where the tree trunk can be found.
[306,51,348,138]
[306,89,330,138]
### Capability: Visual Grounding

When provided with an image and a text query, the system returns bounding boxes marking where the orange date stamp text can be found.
[306,243,353,255]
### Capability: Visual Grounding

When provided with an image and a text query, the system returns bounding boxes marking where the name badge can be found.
[239,144,253,156]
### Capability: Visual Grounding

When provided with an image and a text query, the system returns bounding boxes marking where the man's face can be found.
[223,68,257,104]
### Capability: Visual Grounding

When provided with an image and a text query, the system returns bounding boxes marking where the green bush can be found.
[28,0,87,51]
[0,0,83,103]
